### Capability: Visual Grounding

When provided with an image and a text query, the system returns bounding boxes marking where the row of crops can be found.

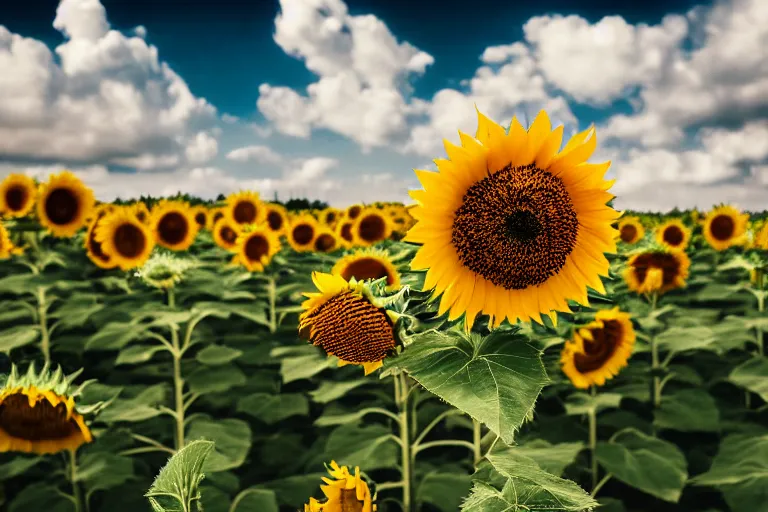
[0,109,767,512]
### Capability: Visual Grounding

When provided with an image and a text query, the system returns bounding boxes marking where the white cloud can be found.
[221,113,240,124]
[184,132,219,164]
[226,145,283,164]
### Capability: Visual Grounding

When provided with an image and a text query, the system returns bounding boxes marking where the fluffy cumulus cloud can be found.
[226,145,283,164]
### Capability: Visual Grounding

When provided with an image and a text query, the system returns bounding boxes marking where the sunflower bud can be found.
[135,252,195,289]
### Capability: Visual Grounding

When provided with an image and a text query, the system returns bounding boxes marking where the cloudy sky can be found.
[0,0,766,211]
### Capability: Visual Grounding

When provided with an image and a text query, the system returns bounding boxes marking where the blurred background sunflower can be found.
[0,174,37,218]
[37,171,95,237]
[149,200,198,251]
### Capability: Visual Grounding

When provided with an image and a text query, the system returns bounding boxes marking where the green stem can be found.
[591,473,612,497]
[267,275,277,333]
[396,373,412,512]
[757,276,764,358]
[648,292,661,408]
[69,449,83,512]
[413,439,476,455]
[374,481,404,492]
[588,387,598,493]
[168,289,185,451]
[37,287,51,366]
[412,409,461,447]
[472,418,482,465]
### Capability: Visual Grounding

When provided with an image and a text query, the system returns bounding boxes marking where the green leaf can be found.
[49,296,104,330]
[308,379,368,404]
[86,322,148,351]
[564,392,622,416]
[260,474,326,509]
[76,452,135,498]
[385,328,548,444]
[186,416,252,472]
[655,326,716,353]
[0,456,43,478]
[99,384,167,423]
[416,472,473,512]
[230,488,280,512]
[0,325,39,353]
[279,351,335,383]
[514,440,585,476]
[324,423,399,471]
[213,302,271,328]
[8,482,75,512]
[654,388,720,432]
[236,393,309,424]
[728,356,768,402]
[186,364,247,395]
[196,344,242,366]
[146,440,215,512]
[116,344,166,365]
[595,428,688,503]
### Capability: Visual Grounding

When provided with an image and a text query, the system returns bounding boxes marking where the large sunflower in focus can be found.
[352,208,393,247]
[624,248,690,295]
[561,307,635,389]
[406,110,619,329]
[37,171,95,237]
[264,203,288,235]
[235,226,280,272]
[332,248,400,291]
[655,218,691,250]
[84,206,118,269]
[702,205,749,251]
[226,191,265,226]
[288,215,319,252]
[212,216,241,251]
[95,209,155,270]
[149,200,198,251]
[0,223,23,259]
[0,174,37,218]
[300,272,398,375]
[304,461,377,512]
[617,216,644,245]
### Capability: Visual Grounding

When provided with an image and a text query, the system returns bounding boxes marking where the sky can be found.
[0,0,766,211]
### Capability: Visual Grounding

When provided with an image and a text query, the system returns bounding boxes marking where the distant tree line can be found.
[110,192,329,212]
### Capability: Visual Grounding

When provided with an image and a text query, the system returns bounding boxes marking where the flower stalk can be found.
[588,387,598,493]
[167,288,185,451]
[395,372,413,512]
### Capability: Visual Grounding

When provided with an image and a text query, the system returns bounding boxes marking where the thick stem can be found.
[472,418,482,465]
[757,276,764,358]
[396,373,412,512]
[37,287,51,366]
[267,276,277,333]
[69,449,83,512]
[168,289,185,451]
[648,293,661,408]
[588,387,598,493]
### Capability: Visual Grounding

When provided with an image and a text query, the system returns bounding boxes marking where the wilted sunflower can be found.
[95,209,155,270]
[264,203,288,235]
[149,200,198,251]
[0,174,37,218]
[345,204,363,220]
[288,215,319,252]
[624,248,690,295]
[0,364,94,454]
[617,216,644,244]
[0,223,23,259]
[335,220,355,247]
[561,307,635,389]
[37,171,95,237]
[406,109,619,329]
[703,205,749,251]
[313,229,341,253]
[655,218,691,250]
[332,248,401,291]
[190,205,209,230]
[226,191,265,226]
[212,216,241,251]
[300,272,399,375]
[84,206,118,269]
[235,226,280,272]
[352,208,393,247]
[304,461,377,512]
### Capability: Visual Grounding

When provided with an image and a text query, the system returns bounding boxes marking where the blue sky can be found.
[0,0,766,210]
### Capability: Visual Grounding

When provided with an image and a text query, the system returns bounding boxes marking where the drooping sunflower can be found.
[190,205,209,230]
[313,229,341,253]
[332,248,401,291]
[352,208,393,247]
[345,204,363,221]
[0,173,37,218]
[0,364,94,454]
[288,215,319,252]
[149,200,198,251]
[702,205,749,251]
[405,109,620,329]
[37,171,95,237]
[299,272,399,375]
[226,191,266,226]
[617,216,644,245]
[561,307,635,389]
[95,208,155,270]
[624,248,690,295]
[335,219,355,247]
[84,206,118,269]
[303,460,377,512]
[655,218,691,250]
[235,226,280,272]
[212,216,241,251]
[264,203,288,235]
[0,223,23,259]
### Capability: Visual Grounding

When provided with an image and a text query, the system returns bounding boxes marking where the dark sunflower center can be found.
[158,212,189,245]
[6,185,28,211]
[114,223,146,258]
[631,252,681,287]
[314,233,337,252]
[620,224,637,243]
[340,223,353,242]
[451,163,579,290]
[0,394,82,440]
[300,291,396,363]
[293,224,314,245]
[136,210,148,222]
[573,320,623,373]
[326,212,337,223]
[358,215,386,242]
[213,211,224,224]
[244,234,269,261]
[233,201,257,224]
[267,211,283,231]
[194,212,207,227]
[348,206,362,219]
[339,488,364,512]
[45,188,79,225]
[663,225,684,246]
[710,215,734,240]
[219,226,237,245]
[341,257,394,285]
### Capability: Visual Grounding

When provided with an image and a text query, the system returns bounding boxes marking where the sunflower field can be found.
[0,110,767,512]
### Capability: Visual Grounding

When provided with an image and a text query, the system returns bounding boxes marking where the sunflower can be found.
[129,201,150,224]
[313,229,341,253]
[37,171,95,237]
[210,207,226,227]
[95,208,155,270]
[84,206,118,269]
[0,364,94,454]
[352,208,393,247]
[702,205,749,251]
[235,226,280,272]
[299,272,399,375]
[319,208,341,227]
[288,215,319,252]
[561,307,635,389]
[655,218,691,250]
[191,205,209,230]
[332,248,401,291]
[226,191,266,226]
[624,248,690,295]
[755,222,768,251]
[0,223,23,259]
[212,216,241,251]
[335,220,355,247]
[0,174,37,218]
[405,109,619,330]
[345,204,363,221]
[264,203,288,235]
[304,461,377,512]
[149,200,198,251]
[135,252,195,289]
[617,216,644,244]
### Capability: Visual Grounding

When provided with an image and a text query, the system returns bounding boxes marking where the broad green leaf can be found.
[75,452,135,498]
[655,326,716,353]
[308,379,368,404]
[199,485,230,512]
[86,322,147,351]
[564,392,622,416]
[654,388,720,432]
[0,325,39,353]
[514,440,585,476]
[595,428,688,503]
[236,393,309,424]
[385,328,549,444]
[49,297,104,330]
[116,344,166,365]
[146,440,215,512]
[259,474,326,508]
[0,456,43,478]
[186,364,247,395]
[8,482,75,512]
[280,353,335,383]
[324,423,398,471]
[186,416,252,472]
[416,472,472,512]
[230,488,280,512]
[98,384,167,423]
[728,357,768,402]
[214,302,270,328]
[314,408,392,427]
[196,344,242,365]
